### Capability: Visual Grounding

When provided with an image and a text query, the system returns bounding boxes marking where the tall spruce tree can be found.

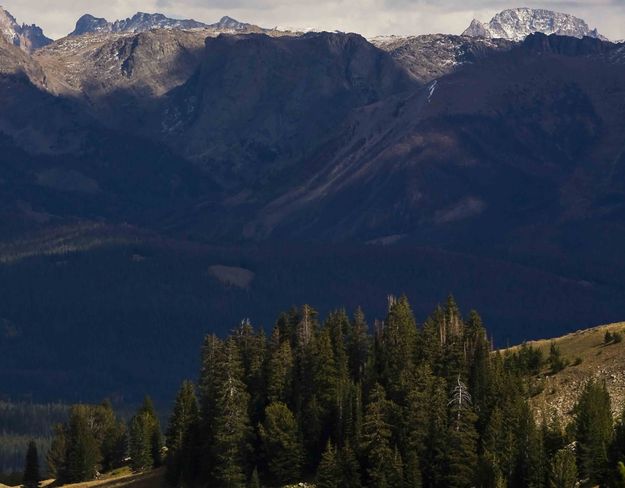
[549,449,577,488]
[446,377,478,488]
[258,402,303,485]
[575,380,613,485]
[362,384,395,487]
[47,424,67,482]
[23,441,41,488]
[165,380,200,486]
[317,440,340,488]
[211,338,252,488]
[65,406,100,483]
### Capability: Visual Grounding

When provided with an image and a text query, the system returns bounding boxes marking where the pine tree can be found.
[362,384,395,487]
[348,308,370,382]
[65,406,100,483]
[47,424,67,482]
[166,380,200,486]
[129,412,154,472]
[549,449,577,488]
[575,380,613,485]
[379,296,418,401]
[446,377,478,488]
[267,329,294,405]
[317,440,340,488]
[141,397,164,468]
[338,442,362,488]
[96,400,126,473]
[211,338,252,488]
[258,402,303,485]
[198,334,223,482]
[23,441,40,488]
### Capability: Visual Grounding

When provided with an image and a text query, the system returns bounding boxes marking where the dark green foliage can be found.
[65,406,100,483]
[258,402,303,485]
[165,381,200,486]
[362,384,396,487]
[22,441,40,488]
[317,441,341,488]
[211,338,252,488]
[549,449,577,488]
[547,342,568,374]
[129,397,163,472]
[41,295,619,488]
[575,380,613,486]
[47,402,126,484]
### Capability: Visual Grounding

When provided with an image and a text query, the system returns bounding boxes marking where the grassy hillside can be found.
[509,321,625,422]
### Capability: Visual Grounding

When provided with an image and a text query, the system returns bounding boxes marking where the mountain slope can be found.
[158,32,417,187]
[463,8,606,41]
[509,322,625,422]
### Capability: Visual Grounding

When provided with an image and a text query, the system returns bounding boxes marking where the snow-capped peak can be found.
[463,8,607,42]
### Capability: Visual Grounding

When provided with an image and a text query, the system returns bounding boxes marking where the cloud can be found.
[2,0,624,40]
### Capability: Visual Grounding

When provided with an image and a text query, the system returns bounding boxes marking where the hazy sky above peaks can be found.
[3,0,625,40]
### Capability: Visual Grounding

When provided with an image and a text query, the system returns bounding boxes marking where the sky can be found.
[3,0,625,40]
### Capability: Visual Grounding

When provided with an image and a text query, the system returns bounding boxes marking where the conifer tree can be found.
[362,384,395,487]
[96,400,127,473]
[129,411,155,472]
[211,338,252,488]
[65,406,100,482]
[575,380,613,485]
[348,308,370,382]
[338,442,362,488]
[317,440,340,488]
[267,329,294,405]
[23,441,40,488]
[380,296,418,401]
[446,377,478,488]
[549,449,577,488]
[198,334,223,481]
[258,402,303,485]
[166,380,200,486]
[47,424,67,482]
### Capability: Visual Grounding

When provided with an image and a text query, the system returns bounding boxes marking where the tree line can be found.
[39,296,625,487]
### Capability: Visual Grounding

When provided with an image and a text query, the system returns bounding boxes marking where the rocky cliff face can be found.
[0,7,51,53]
[371,34,513,83]
[463,8,606,41]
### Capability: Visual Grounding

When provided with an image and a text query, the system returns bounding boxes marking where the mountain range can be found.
[1,6,625,404]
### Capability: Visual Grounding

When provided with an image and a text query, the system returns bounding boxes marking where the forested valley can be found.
[10,296,623,488]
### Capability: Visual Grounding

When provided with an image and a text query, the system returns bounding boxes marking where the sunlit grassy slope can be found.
[508,321,625,422]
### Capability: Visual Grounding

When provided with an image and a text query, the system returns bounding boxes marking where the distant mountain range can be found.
[1,5,625,404]
[70,12,261,36]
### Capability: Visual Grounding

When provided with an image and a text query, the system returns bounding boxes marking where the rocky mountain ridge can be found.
[463,8,607,41]
[69,12,273,37]
[0,6,51,53]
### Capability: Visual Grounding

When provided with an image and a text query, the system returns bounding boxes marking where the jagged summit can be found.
[463,8,607,41]
[70,12,208,36]
[0,6,52,52]
[69,12,263,37]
